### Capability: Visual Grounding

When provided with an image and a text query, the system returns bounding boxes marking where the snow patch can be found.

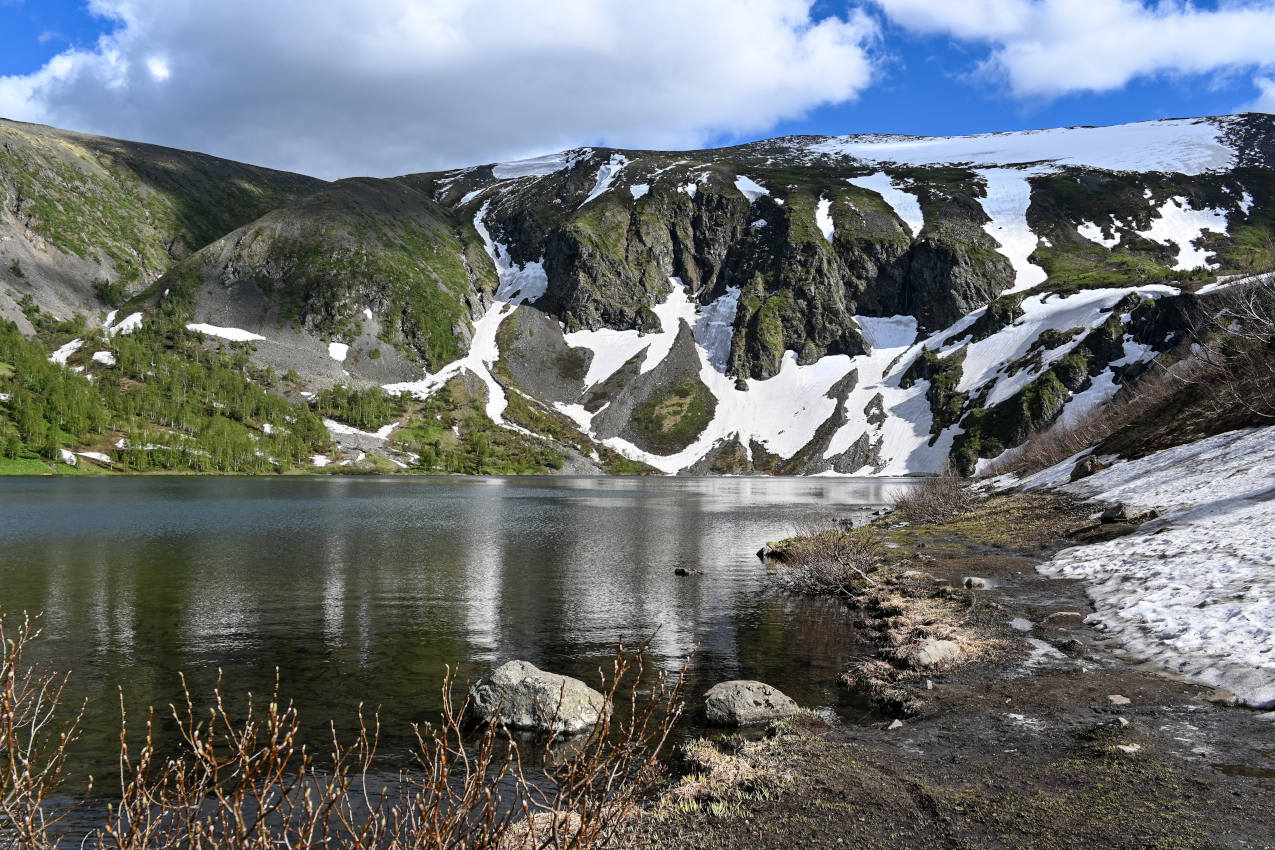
[815,196,835,243]
[809,117,1235,175]
[49,339,82,365]
[492,151,576,179]
[186,323,265,343]
[977,168,1047,294]
[1135,197,1228,270]
[847,173,924,236]
[106,312,143,336]
[1078,221,1120,249]
[91,350,116,366]
[328,342,349,362]
[735,175,770,203]
[1029,425,1275,708]
[629,183,650,200]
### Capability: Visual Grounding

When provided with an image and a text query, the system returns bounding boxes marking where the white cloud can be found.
[1252,76,1275,112]
[874,0,1275,99]
[0,0,878,179]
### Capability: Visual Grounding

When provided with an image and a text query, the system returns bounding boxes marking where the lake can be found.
[0,474,911,785]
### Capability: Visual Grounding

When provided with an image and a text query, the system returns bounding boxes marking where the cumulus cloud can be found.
[873,0,1275,99]
[1252,76,1275,112]
[0,0,878,179]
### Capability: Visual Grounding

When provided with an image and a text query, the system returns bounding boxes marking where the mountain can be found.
[2,114,1273,475]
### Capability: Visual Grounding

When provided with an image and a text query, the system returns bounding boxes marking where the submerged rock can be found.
[466,660,609,734]
[704,680,798,726]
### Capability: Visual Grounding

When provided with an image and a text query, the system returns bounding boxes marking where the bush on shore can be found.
[0,611,683,850]
[770,521,886,595]
[888,468,978,524]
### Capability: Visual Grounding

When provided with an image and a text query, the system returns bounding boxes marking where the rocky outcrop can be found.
[466,660,609,734]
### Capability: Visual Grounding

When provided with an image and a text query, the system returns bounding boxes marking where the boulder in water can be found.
[466,660,609,734]
[704,680,798,726]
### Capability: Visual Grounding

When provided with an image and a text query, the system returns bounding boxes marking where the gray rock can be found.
[1069,455,1108,482]
[908,639,964,670]
[963,576,987,589]
[1100,503,1129,523]
[704,680,798,726]
[467,661,609,734]
[887,719,904,730]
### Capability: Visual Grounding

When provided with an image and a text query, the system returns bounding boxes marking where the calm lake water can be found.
[0,474,911,785]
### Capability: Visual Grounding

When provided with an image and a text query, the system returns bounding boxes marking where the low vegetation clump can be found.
[888,468,979,524]
[769,521,886,595]
[0,611,684,850]
[629,378,715,455]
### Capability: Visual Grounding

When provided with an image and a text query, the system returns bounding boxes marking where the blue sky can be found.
[1,1,1272,178]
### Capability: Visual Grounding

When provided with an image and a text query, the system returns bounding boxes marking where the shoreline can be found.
[630,488,1275,848]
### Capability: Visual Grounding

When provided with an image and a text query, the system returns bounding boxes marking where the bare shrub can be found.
[985,271,1275,480]
[771,521,885,595]
[888,468,978,524]
[1181,271,1275,421]
[0,609,685,850]
[1,613,88,850]
[982,361,1188,479]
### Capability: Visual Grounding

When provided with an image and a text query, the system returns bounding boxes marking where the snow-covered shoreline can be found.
[1015,426,1275,709]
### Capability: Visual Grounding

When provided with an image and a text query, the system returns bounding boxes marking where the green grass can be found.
[630,376,716,454]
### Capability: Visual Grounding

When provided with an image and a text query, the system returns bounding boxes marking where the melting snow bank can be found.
[1021,426,1275,708]
[186,323,266,342]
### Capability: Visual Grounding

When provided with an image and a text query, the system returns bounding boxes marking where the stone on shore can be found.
[705,680,798,726]
[466,660,608,734]
[907,639,964,670]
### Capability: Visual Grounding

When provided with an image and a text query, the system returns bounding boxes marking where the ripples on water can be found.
[0,474,914,782]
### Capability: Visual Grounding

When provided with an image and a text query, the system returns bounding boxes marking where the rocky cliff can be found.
[3,113,1273,475]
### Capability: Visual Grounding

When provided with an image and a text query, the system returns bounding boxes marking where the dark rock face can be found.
[473,163,1025,383]
[496,306,591,404]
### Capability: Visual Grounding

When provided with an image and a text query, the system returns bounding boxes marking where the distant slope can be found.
[0,118,325,328]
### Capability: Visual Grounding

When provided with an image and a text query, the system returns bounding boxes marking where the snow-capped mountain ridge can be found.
[5,112,1274,476]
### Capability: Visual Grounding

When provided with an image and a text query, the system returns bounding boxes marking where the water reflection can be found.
[0,474,911,779]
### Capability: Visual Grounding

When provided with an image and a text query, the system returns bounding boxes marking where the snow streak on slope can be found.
[945,286,1178,408]
[382,203,545,426]
[581,154,629,207]
[734,175,770,203]
[808,117,1235,175]
[978,169,1047,293]
[815,197,835,242]
[821,315,953,476]
[1135,196,1228,270]
[847,173,923,236]
[1020,426,1275,708]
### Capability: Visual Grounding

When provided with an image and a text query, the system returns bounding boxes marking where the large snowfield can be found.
[1014,426,1275,709]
